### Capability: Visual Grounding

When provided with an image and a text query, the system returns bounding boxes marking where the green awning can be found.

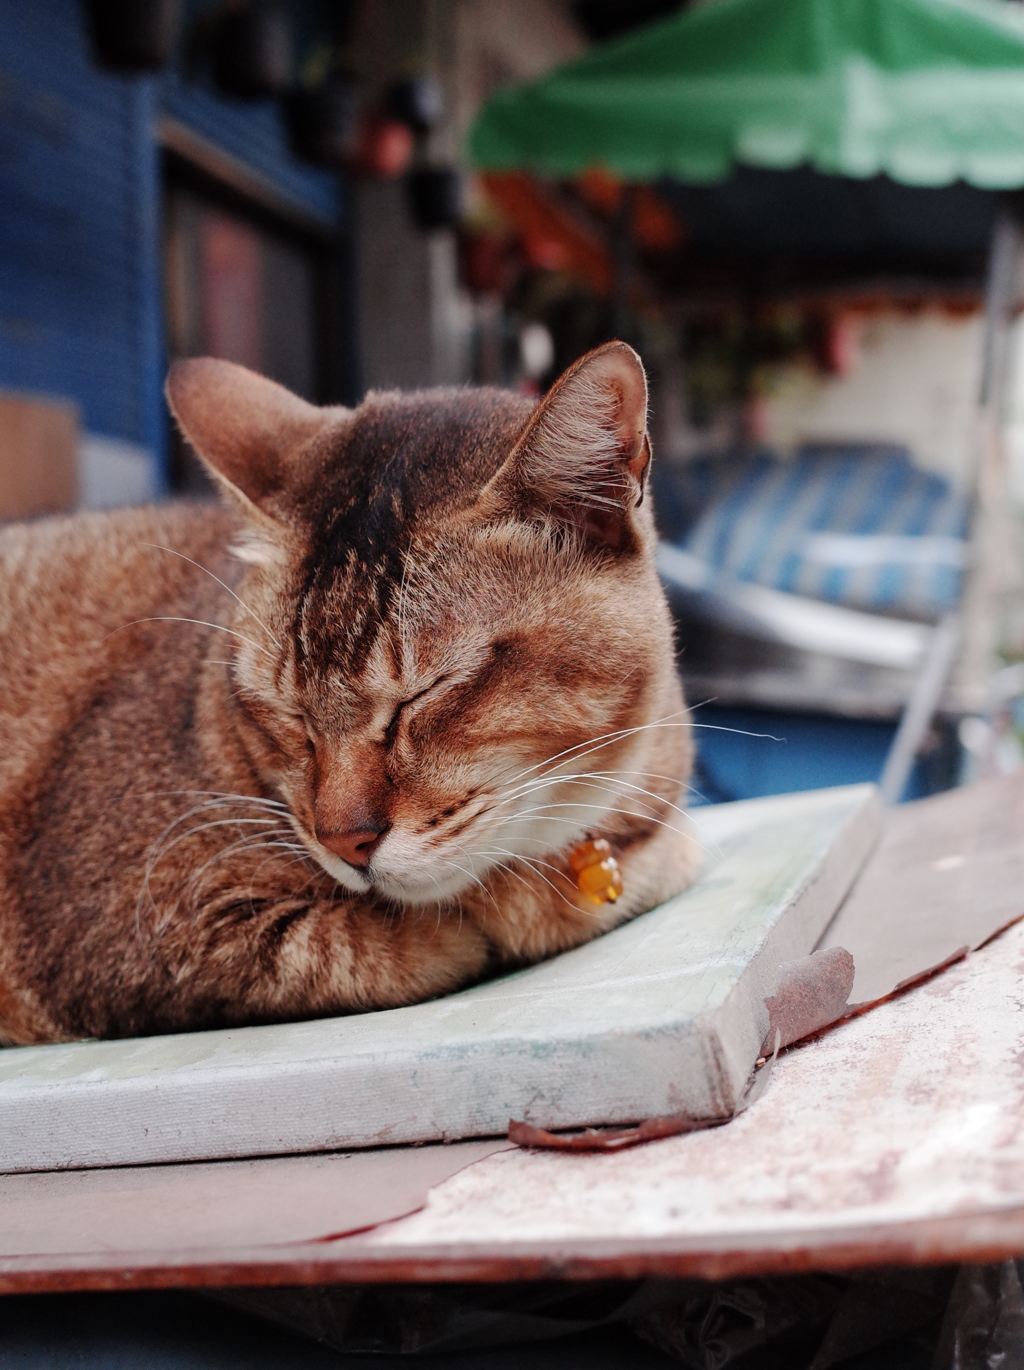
[469,0,1024,188]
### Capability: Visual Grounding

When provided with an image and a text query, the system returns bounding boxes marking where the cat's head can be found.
[166,343,687,905]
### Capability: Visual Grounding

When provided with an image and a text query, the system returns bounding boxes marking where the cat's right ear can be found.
[166,359,343,560]
[479,341,651,553]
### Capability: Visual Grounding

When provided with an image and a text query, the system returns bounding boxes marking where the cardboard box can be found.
[0,391,79,520]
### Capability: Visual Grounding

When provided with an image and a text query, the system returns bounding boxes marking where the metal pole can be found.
[878,614,961,806]
[952,210,1020,714]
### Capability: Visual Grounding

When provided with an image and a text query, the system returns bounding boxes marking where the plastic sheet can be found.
[215,1281,678,1357]
[932,1261,1024,1370]
[633,1269,954,1370]
[217,1267,960,1364]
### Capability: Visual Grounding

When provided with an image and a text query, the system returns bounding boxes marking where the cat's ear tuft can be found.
[165,359,342,520]
[489,341,651,550]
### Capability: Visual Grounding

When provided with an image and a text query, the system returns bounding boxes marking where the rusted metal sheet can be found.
[359,918,1024,1264]
[1,918,1024,1293]
[763,945,855,1048]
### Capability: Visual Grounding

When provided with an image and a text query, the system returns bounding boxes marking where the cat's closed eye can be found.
[387,677,451,737]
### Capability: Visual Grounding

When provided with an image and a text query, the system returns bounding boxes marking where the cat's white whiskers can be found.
[534,765,699,795]
[485,753,723,859]
[496,803,691,840]
[138,802,249,936]
[260,853,324,885]
[490,806,715,865]
[572,769,715,813]
[468,845,568,883]
[494,771,691,823]
[138,805,297,940]
[489,782,666,845]
[492,776,720,856]
[525,780,715,855]
[588,774,723,850]
[459,847,593,917]
[143,798,290,856]
[463,844,577,902]
[142,544,284,650]
[454,850,537,909]
[501,720,690,793]
[485,716,774,849]
[106,617,277,662]
[691,722,785,740]
[145,789,290,812]
[493,714,779,811]
[436,857,501,912]
[152,816,286,868]
[495,706,693,792]
[150,829,298,922]
[186,833,310,896]
[421,869,451,911]
[143,794,290,811]
[504,784,668,821]
[584,771,724,849]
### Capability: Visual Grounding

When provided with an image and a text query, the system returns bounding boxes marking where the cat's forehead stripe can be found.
[295,389,532,676]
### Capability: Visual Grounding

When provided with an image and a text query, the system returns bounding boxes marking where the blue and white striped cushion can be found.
[656,445,969,622]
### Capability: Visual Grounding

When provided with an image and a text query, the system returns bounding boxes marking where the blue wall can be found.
[0,0,340,488]
[690,705,953,806]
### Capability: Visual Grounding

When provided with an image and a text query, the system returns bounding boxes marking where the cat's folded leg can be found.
[233,892,495,1020]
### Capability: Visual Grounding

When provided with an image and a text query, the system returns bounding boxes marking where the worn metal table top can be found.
[2,774,1023,1294]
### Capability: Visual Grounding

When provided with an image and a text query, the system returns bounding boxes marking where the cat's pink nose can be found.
[316,827,388,868]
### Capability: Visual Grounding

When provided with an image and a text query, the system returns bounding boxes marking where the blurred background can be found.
[4,0,1024,805]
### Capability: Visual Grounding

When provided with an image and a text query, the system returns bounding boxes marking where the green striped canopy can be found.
[469,0,1024,187]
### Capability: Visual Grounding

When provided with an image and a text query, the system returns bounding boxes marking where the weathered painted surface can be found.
[0,785,878,1173]
[820,768,1024,1000]
[0,913,1022,1291]
[369,917,1024,1254]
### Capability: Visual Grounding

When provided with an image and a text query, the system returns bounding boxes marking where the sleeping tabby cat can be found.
[0,341,697,1044]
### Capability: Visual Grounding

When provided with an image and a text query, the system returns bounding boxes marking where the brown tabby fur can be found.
[0,342,697,1044]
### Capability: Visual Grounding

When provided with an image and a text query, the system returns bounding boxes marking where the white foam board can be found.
[0,785,879,1173]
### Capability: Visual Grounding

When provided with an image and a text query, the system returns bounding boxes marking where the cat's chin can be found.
[368,868,472,906]
[304,840,464,905]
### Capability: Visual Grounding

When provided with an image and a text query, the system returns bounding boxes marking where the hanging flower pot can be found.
[283,75,360,167]
[387,76,444,135]
[82,0,180,73]
[406,168,463,231]
[212,3,292,99]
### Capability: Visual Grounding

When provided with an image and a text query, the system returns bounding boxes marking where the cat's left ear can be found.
[166,359,347,559]
[485,341,651,551]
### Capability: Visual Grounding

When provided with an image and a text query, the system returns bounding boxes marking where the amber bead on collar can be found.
[567,837,623,905]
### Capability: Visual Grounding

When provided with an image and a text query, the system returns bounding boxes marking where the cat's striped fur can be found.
[0,342,697,1043]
